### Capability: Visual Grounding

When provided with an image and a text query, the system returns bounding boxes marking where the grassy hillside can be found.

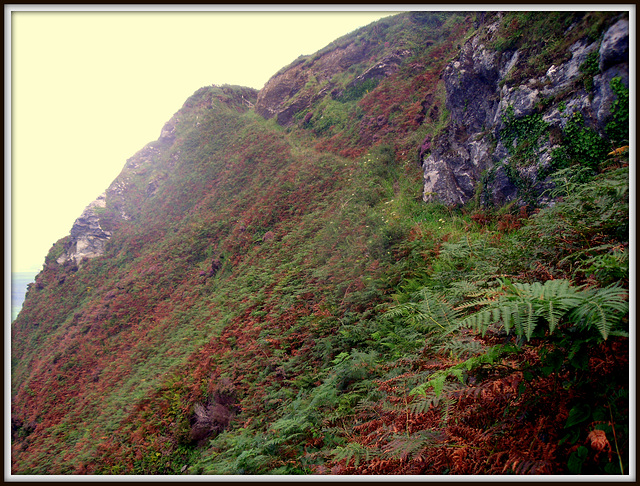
[11,11,629,475]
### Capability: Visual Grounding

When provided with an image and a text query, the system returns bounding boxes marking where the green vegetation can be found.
[335,78,380,103]
[11,11,628,477]
[606,77,630,145]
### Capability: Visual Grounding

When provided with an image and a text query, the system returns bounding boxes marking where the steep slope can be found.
[12,79,410,475]
[11,11,629,475]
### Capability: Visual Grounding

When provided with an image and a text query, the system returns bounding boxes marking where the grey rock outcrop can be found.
[159,119,177,143]
[599,19,629,71]
[421,17,629,206]
[56,193,112,266]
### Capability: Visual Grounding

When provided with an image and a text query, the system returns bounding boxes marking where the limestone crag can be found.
[56,193,111,266]
[421,17,629,206]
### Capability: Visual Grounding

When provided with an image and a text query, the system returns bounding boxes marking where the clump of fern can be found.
[522,166,629,284]
[377,275,629,475]
[460,278,629,341]
[385,277,628,400]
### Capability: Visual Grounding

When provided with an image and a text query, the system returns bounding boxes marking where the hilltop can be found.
[11,11,630,475]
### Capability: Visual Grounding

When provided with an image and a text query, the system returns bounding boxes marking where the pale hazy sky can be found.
[9,7,399,273]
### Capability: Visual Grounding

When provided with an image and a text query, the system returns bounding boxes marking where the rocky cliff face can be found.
[56,193,111,266]
[252,12,628,208]
[421,16,629,206]
[54,144,165,266]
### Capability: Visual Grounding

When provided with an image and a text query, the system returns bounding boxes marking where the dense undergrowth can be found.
[11,11,629,476]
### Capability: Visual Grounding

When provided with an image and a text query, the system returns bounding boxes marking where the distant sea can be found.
[11,271,39,322]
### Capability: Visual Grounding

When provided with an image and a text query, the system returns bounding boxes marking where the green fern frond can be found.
[439,240,472,260]
[523,300,536,341]
[448,279,483,295]
[391,276,628,420]
[568,284,628,340]
[540,298,560,334]
[384,302,438,333]
[439,392,457,424]
[408,382,465,419]
[332,442,375,468]
[458,307,498,336]
[447,280,491,302]
[416,288,460,332]
[423,371,447,398]
[500,304,513,334]
[498,279,626,341]
[386,288,461,333]
[493,278,585,340]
